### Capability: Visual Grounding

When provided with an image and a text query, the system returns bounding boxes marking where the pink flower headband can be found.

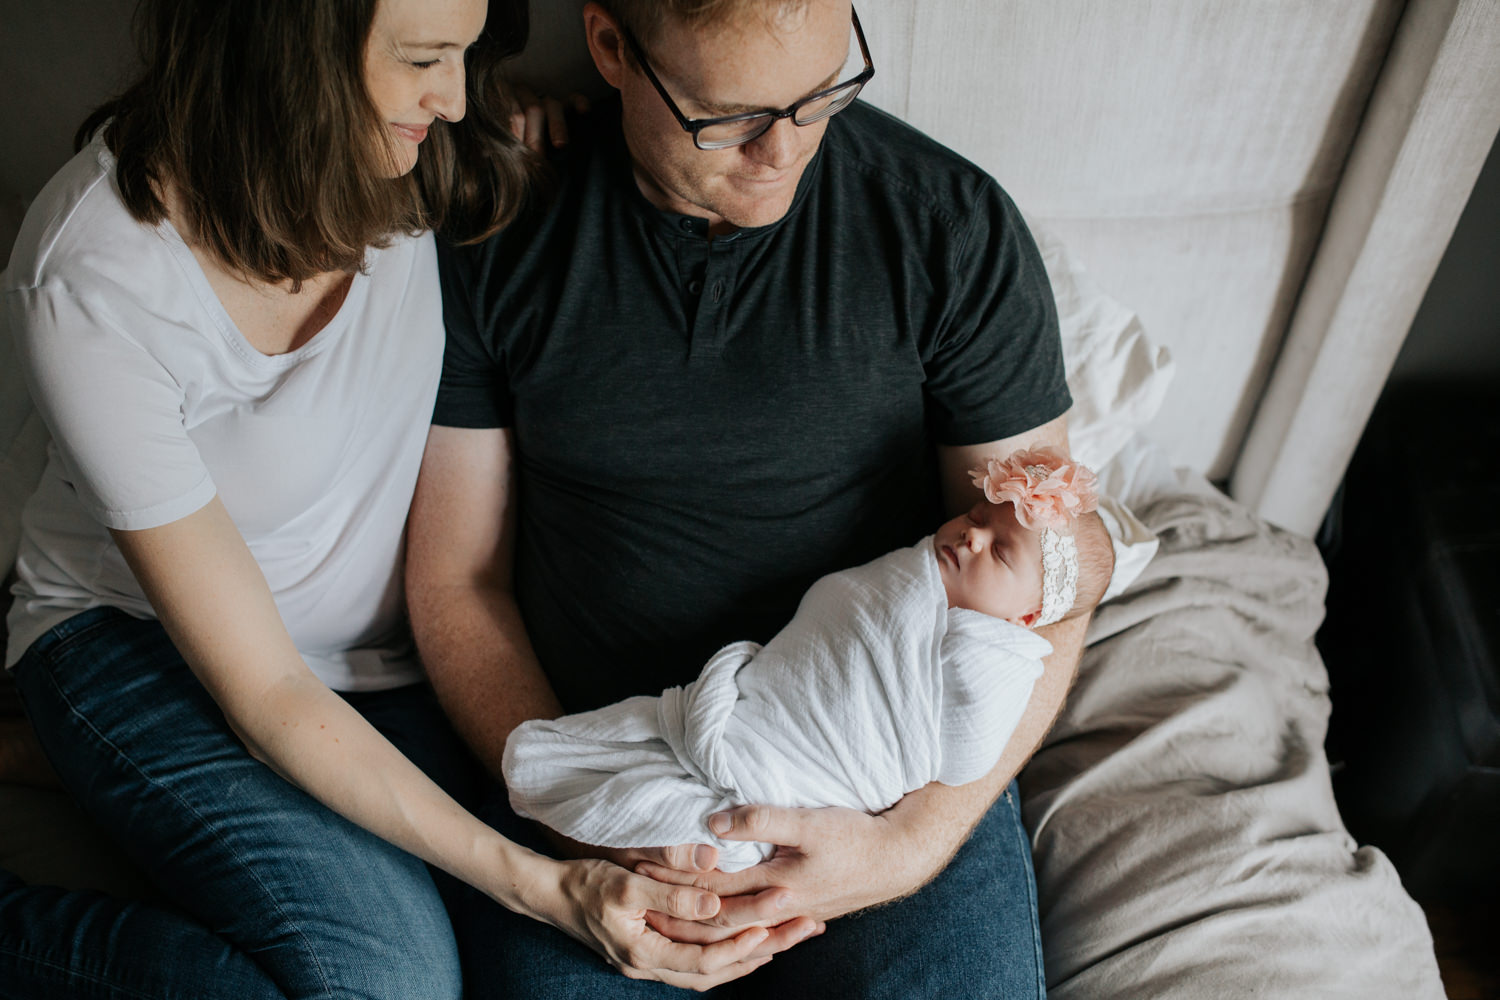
[969,447,1099,533]
[970,448,1100,626]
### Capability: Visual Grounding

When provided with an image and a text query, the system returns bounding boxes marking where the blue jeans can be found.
[0,607,479,1000]
[450,777,1047,999]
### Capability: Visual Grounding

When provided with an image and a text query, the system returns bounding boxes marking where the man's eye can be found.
[411,59,439,70]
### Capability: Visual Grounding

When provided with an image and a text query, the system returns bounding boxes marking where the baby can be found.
[503,448,1114,871]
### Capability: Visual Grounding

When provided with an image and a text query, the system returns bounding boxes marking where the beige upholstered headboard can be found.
[3,1,1498,537]
[513,0,1500,536]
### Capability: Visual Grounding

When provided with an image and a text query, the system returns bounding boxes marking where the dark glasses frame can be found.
[621,8,875,150]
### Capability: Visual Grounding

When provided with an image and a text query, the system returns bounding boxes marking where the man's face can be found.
[614,0,855,231]
[933,501,1045,626]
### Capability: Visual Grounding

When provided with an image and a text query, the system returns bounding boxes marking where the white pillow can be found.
[1032,221,1175,474]
[1031,220,1176,602]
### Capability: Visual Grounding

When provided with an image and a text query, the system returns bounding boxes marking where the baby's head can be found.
[933,449,1114,627]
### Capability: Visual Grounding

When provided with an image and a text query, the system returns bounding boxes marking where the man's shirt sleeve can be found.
[921,179,1071,446]
[433,238,513,429]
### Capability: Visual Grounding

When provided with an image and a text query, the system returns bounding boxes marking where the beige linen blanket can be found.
[1023,486,1442,998]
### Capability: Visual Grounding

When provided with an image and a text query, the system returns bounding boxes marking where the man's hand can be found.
[545,826,822,958]
[635,803,937,940]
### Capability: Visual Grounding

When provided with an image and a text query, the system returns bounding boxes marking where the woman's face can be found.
[363,0,489,176]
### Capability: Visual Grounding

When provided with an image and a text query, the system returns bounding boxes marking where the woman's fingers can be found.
[640,954,774,992]
[644,923,770,977]
[507,87,588,151]
[521,102,549,153]
[639,882,793,932]
[602,864,719,921]
[645,908,824,951]
[634,842,718,873]
[545,96,569,147]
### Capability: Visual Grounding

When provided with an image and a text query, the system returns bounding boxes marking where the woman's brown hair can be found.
[76,0,539,287]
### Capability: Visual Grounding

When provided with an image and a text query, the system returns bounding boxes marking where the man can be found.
[407,0,1086,995]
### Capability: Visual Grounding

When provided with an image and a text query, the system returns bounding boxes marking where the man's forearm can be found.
[409,582,563,779]
[884,610,1086,891]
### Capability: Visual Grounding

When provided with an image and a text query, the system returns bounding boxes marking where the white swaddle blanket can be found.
[503,538,1053,871]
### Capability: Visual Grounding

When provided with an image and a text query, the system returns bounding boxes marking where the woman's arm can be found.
[110,496,775,988]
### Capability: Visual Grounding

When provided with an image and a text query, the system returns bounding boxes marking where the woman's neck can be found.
[163,184,356,357]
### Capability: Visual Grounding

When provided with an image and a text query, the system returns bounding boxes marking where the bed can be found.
[4,0,1498,995]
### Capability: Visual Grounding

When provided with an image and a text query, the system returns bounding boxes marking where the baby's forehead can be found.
[969,499,1020,526]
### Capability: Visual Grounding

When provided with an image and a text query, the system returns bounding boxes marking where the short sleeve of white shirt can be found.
[12,283,215,530]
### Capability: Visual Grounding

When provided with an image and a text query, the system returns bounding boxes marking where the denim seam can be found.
[0,941,159,1000]
[28,611,130,666]
[1003,787,1048,999]
[32,659,338,999]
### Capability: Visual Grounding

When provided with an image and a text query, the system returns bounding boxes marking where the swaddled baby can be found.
[503,448,1114,871]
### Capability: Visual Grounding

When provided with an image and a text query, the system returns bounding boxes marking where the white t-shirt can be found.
[3,139,443,690]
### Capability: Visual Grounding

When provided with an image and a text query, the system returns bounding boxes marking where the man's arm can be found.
[934,413,1083,798]
[406,424,562,776]
[638,414,1086,926]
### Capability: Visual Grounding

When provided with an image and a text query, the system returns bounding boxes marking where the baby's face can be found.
[933,501,1044,625]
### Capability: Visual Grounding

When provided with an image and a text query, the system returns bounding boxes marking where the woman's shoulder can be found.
[3,138,175,298]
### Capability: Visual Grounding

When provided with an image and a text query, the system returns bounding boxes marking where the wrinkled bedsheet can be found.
[1022,485,1442,998]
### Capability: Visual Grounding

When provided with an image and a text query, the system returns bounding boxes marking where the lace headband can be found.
[1036,528,1079,627]
[970,447,1099,626]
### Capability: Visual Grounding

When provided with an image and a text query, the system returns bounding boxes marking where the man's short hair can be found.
[601,0,811,51]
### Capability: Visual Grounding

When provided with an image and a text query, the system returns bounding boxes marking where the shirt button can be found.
[687,279,703,295]
[711,281,725,302]
[679,218,697,232]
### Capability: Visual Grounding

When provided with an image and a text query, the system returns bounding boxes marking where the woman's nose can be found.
[426,63,468,123]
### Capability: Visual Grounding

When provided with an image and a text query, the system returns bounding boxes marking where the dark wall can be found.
[1387,131,1500,386]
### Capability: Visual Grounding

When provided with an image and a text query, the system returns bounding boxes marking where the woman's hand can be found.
[510,86,590,153]
[529,854,820,990]
[541,827,822,961]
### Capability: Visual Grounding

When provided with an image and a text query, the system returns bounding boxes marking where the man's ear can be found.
[582,2,629,90]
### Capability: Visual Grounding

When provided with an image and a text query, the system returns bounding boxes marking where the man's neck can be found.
[627,158,738,238]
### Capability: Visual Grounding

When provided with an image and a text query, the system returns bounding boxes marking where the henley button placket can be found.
[689,242,738,360]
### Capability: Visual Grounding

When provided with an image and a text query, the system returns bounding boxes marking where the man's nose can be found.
[747,116,801,169]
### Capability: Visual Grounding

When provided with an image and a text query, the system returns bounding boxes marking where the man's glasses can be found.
[622,8,874,151]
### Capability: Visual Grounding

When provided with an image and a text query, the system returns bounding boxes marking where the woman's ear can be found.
[581,2,629,90]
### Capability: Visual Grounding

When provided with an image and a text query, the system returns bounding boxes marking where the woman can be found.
[0,0,775,994]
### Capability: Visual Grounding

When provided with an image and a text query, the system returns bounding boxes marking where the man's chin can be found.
[716,191,799,230]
